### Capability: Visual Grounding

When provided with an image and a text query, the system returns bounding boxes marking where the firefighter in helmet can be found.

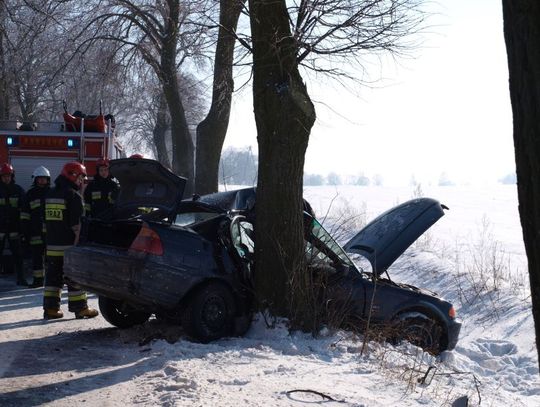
[0,163,28,285]
[43,162,98,319]
[83,158,119,218]
[23,166,51,288]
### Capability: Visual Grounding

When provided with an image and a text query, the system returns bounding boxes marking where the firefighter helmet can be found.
[96,158,110,168]
[32,166,51,179]
[61,162,87,183]
[130,154,143,159]
[0,163,14,175]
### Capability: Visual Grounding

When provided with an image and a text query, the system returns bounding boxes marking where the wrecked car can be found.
[64,158,461,354]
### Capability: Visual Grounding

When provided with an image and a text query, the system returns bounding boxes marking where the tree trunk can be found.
[161,0,194,194]
[249,0,316,319]
[195,0,244,195]
[502,0,540,371]
[153,93,171,168]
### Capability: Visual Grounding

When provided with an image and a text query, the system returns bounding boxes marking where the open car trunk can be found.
[80,218,143,250]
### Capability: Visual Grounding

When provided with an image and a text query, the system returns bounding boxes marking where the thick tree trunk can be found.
[502,0,540,371]
[153,93,171,168]
[195,0,244,195]
[249,0,316,318]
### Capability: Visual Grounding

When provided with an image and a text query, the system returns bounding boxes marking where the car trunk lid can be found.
[109,158,186,217]
[343,198,447,276]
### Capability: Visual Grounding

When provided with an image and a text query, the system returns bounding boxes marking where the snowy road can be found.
[0,276,145,406]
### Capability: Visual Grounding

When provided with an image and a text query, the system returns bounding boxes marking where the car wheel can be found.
[396,313,443,355]
[182,282,236,343]
[98,296,151,328]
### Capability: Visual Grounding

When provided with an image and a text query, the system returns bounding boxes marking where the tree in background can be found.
[79,0,211,192]
[303,173,325,186]
[327,172,342,186]
[219,146,257,186]
[502,0,540,370]
[195,0,245,195]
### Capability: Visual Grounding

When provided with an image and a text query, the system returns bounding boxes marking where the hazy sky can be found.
[225,0,514,187]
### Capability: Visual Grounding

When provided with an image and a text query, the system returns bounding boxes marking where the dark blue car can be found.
[64,158,461,354]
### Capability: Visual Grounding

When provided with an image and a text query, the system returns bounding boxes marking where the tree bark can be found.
[153,93,171,169]
[161,0,194,194]
[249,0,316,318]
[195,0,244,195]
[502,0,540,371]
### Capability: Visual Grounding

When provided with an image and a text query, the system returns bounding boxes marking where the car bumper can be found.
[446,318,462,351]
[64,245,147,304]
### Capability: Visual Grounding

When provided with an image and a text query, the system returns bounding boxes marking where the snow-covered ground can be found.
[0,185,538,406]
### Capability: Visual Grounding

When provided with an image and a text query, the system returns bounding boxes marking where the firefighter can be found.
[0,163,28,285]
[83,158,119,218]
[43,162,98,320]
[23,166,51,288]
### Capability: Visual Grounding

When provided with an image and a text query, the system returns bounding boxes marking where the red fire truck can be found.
[0,111,123,190]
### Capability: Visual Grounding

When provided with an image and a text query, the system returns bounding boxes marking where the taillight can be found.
[129,222,163,255]
[449,306,456,319]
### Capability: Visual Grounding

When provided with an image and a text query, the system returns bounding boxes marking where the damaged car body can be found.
[64,158,461,353]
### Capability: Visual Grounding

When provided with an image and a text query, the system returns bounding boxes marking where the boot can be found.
[29,277,44,288]
[44,309,64,320]
[75,307,99,319]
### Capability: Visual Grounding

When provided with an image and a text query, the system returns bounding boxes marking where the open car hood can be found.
[109,158,186,216]
[343,198,447,276]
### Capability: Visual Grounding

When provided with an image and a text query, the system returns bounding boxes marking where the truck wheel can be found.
[98,296,151,328]
[395,312,443,355]
[182,282,236,343]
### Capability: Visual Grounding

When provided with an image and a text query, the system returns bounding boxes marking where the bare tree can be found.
[0,0,73,121]
[79,0,212,193]
[249,0,426,326]
[122,66,206,167]
[502,0,540,370]
[195,0,245,195]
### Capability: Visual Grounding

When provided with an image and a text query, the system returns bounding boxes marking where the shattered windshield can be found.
[306,218,356,271]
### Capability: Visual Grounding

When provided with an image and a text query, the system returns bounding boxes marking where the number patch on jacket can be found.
[45,209,63,221]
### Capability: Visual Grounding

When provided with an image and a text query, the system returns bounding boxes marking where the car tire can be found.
[98,296,151,328]
[395,312,443,355]
[182,282,236,343]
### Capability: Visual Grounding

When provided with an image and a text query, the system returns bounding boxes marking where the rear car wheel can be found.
[395,313,443,355]
[98,296,151,328]
[182,282,236,343]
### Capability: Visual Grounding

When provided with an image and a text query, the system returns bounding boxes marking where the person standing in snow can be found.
[0,163,28,286]
[83,158,119,218]
[43,162,98,320]
[23,166,51,288]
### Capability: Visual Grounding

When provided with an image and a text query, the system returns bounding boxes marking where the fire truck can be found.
[0,108,124,190]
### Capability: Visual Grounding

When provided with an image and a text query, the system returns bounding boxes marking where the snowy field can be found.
[0,185,538,406]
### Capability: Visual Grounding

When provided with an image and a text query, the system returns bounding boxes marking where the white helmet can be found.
[32,166,51,178]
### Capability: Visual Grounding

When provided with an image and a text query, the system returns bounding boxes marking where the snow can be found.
[1,185,539,406]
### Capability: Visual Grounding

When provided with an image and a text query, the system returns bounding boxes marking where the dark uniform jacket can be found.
[45,175,83,257]
[83,174,119,218]
[24,184,49,245]
[0,180,26,234]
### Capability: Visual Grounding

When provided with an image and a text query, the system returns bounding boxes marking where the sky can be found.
[225,1,514,187]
